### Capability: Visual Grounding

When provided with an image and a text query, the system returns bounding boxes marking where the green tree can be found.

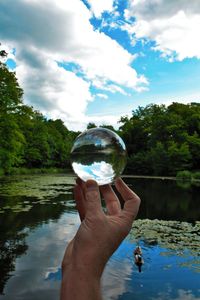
[22,113,50,168]
[119,102,200,176]
[0,114,25,173]
[0,63,23,113]
[87,122,97,129]
[0,62,25,173]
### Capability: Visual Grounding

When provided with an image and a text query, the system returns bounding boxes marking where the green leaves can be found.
[0,60,199,176]
[120,103,200,176]
[0,62,23,113]
[0,63,77,173]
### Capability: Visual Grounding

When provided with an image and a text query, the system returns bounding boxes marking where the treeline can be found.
[0,62,78,174]
[0,60,200,176]
[119,102,200,176]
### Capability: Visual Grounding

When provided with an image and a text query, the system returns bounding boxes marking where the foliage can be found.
[0,61,200,176]
[192,172,200,180]
[0,61,79,174]
[87,122,97,129]
[176,170,192,181]
[119,103,200,176]
[0,62,23,113]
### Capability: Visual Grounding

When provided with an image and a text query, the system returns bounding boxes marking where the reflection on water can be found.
[0,175,200,300]
[104,241,200,300]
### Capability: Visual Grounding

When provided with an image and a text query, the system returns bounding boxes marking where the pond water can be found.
[0,174,199,300]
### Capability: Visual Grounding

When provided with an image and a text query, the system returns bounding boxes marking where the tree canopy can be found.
[0,59,199,176]
[119,103,200,175]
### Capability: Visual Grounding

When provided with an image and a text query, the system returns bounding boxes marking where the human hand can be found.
[61,177,140,299]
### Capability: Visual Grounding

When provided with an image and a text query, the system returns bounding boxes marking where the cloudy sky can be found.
[0,0,200,130]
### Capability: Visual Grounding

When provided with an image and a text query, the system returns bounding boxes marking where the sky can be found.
[0,0,200,131]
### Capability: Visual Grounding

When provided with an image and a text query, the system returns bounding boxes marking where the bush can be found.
[176,170,192,181]
[192,172,200,181]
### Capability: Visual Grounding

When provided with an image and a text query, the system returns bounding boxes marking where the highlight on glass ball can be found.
[70,127,127,185]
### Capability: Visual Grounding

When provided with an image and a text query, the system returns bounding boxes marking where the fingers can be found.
[85,180,103,217]
[100,184,121,215]
[115,178,140,220]
[75,178,103,219]
[74,183,86,221]
[76,177,87,197]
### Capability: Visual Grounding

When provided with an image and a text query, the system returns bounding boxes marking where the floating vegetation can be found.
[130,219,200,261]
[129,219,200,273]
[0,174,75,199]
[0,174,76,213]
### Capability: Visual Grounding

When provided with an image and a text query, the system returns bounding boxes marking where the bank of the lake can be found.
[1,168,200,185]
[0,167,73,176]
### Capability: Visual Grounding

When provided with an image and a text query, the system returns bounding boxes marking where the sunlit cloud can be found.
[0,0,147,130]
[72,161,115,185]
[124,0,200,61]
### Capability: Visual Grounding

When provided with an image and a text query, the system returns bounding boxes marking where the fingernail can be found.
[86,180,98,189]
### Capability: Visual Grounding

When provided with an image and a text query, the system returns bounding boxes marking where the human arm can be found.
[60,177,141,300]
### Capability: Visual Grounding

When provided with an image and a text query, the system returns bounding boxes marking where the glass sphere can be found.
[71,127,127,185]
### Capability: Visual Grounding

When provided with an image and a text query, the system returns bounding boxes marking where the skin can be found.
[61,177,141,300]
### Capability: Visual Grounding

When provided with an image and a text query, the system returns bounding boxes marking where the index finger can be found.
[115,178,140,220]
[74,182,86,221]
[85,180,103,218]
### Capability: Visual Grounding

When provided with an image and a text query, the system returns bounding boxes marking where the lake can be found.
[0,174,199,300]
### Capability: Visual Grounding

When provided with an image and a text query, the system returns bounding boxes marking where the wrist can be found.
[61,264,102,300]
[62,258,103,281]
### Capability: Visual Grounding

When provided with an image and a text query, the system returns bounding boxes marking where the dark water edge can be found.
[0,174,199,300]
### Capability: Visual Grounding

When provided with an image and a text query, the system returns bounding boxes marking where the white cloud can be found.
[16,49,92,119]
[96,93,108,99]
[86,0,114,18]
[72,161,115,185]
[124,0,200,60]
[78,113,129,131]
[0,42,15,62]
[151,289,200,300]
[0,0,147,130]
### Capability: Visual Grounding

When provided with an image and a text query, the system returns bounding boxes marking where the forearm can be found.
[61,266,102,300]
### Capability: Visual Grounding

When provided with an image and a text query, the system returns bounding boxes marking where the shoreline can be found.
[0,170,199,183]
[122,174,176,180]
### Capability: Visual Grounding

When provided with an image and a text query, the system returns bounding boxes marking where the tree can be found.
[0,62,25,173]
[87,122,97,129]
[119,103,200,175]
[0,63,23,113]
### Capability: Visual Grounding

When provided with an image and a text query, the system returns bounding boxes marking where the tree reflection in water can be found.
[0,188,73,295]
[0,175,199,300]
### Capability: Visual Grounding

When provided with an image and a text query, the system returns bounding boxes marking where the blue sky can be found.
[0,0,200,130]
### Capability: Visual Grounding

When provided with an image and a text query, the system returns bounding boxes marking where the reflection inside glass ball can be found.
[71,128,127,185]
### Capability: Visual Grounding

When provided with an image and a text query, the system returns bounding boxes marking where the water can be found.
[0,175,199,300]
[71,128,127,185]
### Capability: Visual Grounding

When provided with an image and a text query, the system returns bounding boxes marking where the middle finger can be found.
[100,184,121,215]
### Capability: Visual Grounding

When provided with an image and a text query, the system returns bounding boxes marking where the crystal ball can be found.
[71,128,127,185]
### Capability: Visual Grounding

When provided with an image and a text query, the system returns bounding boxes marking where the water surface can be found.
[0,175,199,299]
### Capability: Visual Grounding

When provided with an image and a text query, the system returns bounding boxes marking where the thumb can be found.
[85,180,103,217]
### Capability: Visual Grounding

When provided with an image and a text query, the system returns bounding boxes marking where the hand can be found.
[61,177,140,299]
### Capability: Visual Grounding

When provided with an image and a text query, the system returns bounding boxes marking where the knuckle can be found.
[86,189,99,200]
